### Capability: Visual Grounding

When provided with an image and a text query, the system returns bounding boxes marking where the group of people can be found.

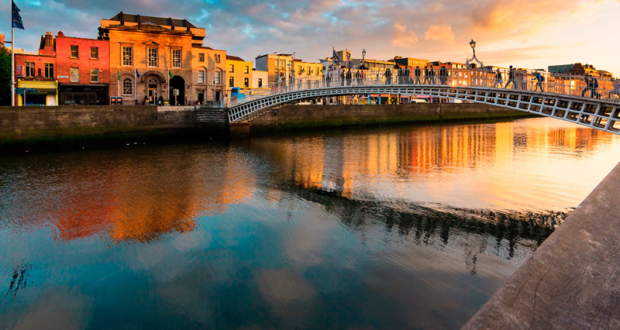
[381,66,450,85]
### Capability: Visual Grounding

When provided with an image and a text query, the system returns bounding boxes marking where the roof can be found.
[226,55,246,62]
[109,12,197,28]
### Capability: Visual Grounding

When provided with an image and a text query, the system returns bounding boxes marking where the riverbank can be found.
[0,104,534,153]
[247,103,534,134]
[462,160,620,329]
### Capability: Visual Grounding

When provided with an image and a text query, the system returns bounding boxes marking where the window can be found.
[70,68,79,82]
[25,62,35,77]
[70,45,79,58]
[90,69,99,83]
[229,76,234,87]
[148,48,158,67]
[123,78,133,95]
[90,47,98,60]
[229,64,234,73]
[122,46,132,66]
[215,71,221,84]
[215,54,220,63]
[244,77,249,87]
[44,63,54,78]
[172,49,181,68]
[199,53,205,62]
[258,78,262,88]
[198,70,205,84]
[244,66,249,74]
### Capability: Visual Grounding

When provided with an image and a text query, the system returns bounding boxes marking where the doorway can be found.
[169,76,185,105]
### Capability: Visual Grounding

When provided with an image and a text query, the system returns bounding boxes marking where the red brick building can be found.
[14,33,57,106]
[53,31,110,105]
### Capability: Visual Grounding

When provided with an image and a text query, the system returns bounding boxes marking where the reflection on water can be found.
[1,117,619,329]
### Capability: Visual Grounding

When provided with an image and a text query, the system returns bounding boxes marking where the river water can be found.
[1,117,619,330]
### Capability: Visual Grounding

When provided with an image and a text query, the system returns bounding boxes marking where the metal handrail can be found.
[224,68,620,108]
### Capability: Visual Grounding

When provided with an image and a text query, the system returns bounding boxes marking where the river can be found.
[1,117,619,329]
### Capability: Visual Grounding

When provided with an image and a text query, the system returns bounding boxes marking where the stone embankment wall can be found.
[248,103,532,133]
[0,105,227,153]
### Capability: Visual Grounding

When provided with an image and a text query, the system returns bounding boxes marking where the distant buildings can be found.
[548,63,613,78]
[255,53,294,85]
[226,55,252,92]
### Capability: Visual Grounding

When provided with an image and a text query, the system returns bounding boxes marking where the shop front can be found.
[16,80,58,106]
[58,84,109,106]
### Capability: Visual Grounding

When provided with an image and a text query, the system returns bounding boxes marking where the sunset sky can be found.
[2,0,619,76]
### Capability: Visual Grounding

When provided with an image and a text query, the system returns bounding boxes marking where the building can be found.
[548,63,613,78]
[53,31,110,105]
[14,32,57,106]
[255,52,294,85]
[226,55,252,93]
[192,46,226,103]
[252,69,268,89]
[292,59,323,80]
[99,12,207,105]
[394,57,429,69]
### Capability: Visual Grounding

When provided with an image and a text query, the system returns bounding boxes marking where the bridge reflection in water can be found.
[1,117,619,329]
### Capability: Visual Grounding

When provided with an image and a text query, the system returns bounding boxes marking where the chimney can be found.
[57,31,65,37]
[120,11,124,25]
[45,32,53,48]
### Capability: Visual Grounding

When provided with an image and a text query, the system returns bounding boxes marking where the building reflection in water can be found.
[1,146,256,245]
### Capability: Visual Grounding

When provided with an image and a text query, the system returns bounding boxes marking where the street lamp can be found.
[465,39,483,69]
[361,49,367,70]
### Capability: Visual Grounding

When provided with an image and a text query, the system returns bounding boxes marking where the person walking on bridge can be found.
[504,66,517,89]
[430,67,437,84]
[609,78,620,101]
[533,72,544,92]
[424,66,430,84]
[355,70,361,86]
[415,66,422,84]
[582,75,592,97]
[404,67,411,84]
[494,69,503,88]
[383,67,392,85]
[440,66,448,85]
[325,72,332,87]
[340,70,345,87]
[346,69,352,86]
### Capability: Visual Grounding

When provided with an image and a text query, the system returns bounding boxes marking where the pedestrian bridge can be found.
[224,69,620,135]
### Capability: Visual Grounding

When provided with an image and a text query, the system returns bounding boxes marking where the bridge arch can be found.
[226,84,620,135]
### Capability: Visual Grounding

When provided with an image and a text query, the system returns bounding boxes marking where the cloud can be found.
[1,0,618,76]
[424,25,455,43]
[392,23,419,48]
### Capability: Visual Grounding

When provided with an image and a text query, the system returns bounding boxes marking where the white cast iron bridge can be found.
[224,69,620,135]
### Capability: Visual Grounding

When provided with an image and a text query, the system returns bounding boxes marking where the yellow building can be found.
[192,46,227,103]
[293,59,323,80]
[226,55,252,93]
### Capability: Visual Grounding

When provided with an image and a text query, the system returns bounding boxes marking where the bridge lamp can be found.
[466,39,483,69]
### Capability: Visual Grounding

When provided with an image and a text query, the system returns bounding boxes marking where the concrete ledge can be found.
[462,161,620,330]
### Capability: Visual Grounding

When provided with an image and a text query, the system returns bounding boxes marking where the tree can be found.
[0,48,11,105]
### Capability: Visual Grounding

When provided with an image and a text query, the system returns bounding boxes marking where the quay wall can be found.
[0,103,532,153]
[462,161,620,330]
[247,103,533,134]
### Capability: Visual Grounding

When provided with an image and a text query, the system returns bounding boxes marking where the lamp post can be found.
[361,49,366,69]
[465,39,483,69]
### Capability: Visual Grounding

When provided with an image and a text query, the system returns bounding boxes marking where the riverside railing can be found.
[224,68,620,108]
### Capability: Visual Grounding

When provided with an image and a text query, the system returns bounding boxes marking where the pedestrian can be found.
[346,69,352,86]
[504,66,517,89]
[326,73,332,87]
[415,66,422,84]
[404,67,411,84]
[440,66,448,85]
[609,78,620,100]
[383,67,392,85]
[494,69,503,88]
[582,75,591,97]
[591,76,600,99]
[340,70,345,86]
[355,70,361,85]
[430,67,436,84]
[533,72,544,92]
[424,66,430,84]
[359,70,364,86]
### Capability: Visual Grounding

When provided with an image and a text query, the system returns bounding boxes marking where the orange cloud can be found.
[392,23,419,47]
[424,25,455,43]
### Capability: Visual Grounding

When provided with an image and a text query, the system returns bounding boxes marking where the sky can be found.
[1,0,619,76]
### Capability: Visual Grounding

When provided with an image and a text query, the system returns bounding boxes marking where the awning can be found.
[18,80,57,90]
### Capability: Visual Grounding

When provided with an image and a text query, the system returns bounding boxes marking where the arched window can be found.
[123,78,133,95]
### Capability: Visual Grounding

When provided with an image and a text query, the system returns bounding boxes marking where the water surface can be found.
[1,117,619,329]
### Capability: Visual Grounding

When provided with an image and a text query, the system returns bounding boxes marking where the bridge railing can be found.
[225,68,619,108]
